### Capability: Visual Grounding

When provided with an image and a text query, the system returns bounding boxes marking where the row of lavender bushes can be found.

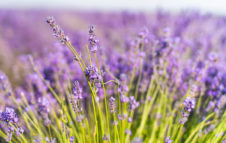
[0,11,225,143]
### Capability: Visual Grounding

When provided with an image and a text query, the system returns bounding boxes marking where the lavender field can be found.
[0,10,225,143]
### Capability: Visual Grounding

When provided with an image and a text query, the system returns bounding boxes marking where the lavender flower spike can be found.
[109,96,116,113]
[85,65,102,88]
[0,107,18,123]
[73,81,83,99]
[129,96,139,111]
[183,97,196,112]
[165,136,173,143]
[46,16,69,44]
[88,25,99,53]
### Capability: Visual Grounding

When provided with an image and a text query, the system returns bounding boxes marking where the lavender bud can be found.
[128,117,133,123]
[34,135,42,143]
[183,97,196,112]
[132,137,143,143]
[165,136,173,143]
[125,129,132,135]
[69,136,74,143]
[120,95,129,103]
[46,16,69,44]
[129,96,139,111]
[45,137,56,143]
[88,25,99,53]
[102,134,109,141]
[113,120,118,125]
[73,81,83,99]
[109,96,116,113]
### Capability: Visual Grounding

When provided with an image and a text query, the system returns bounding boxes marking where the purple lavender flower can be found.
[113,120,118,125]
[85,65,102,88]
[118,114,127,120]
[69,94,82,114]
[38,97,51,125]
[118,73,129,95]
[45,137,56,143]
[102,134,110,141]
[0,107,23,141]
[132,137,143,143]
[206,101,216,112]
[33,135,42,143]
[0,107,18,124]
[129,96,139,111]
[120,95,129,103]
[125,129,132,135]
[165,136,173,143]
[136,26,149,48]
[88,25,99,53]
[179,111,189,124]
[208,52,218,63]
[183,97,196,112]
[128,117,133,123]
[69,136,74,143]
[216,95,226,109]
[109,96,116,113]
[0,72,12,96]
[181,111,189,118]
[46,16,69,44]
[118,85,129,94]
[76,115,84,123]
[73,81,83,99]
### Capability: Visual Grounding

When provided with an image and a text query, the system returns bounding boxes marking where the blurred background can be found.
[0,0,226,86]
[1,0,226,14]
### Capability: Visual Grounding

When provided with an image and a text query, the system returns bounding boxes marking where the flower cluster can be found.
[85,65,102,88]
[129,96,139,111]
[109,96,116,113]
[0,72,12,96]
[73,81,83,99]
[164,136,173,143]
[88,25,99,53]
[46,16,69,44]
[179,97,196,124]
[0,107,24,141]
[38,97,51,125]
[183,97,196,112]
[0,12,225,143]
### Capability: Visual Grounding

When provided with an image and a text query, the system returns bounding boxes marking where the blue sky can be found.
[0,0,226,15]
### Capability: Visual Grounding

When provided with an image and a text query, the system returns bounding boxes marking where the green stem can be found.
[94,53,111,142]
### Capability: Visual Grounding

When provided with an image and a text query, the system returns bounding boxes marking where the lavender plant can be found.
[0,13,225,143]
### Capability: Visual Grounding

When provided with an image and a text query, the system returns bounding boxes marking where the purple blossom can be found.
[0,107,23,141]
[0,72,12,96]
[102,134,110,141]
[46,16,69,44]
[88,25,99,53]
[69,136,74,143]
[38,97,51,125]
[0,107,18,124]
[128,117,133,123]
[125,129,132,135]
[165,136,173,143]
[118,114,127,120]
[69,94,82,114]
[73,81,83,99]
[113,120,118,125]
[129,96,139,111]
[109,96,116,113]
[76,115,84,123]
[132,137,143,143]
[120,95,129,103]
[85,65,102,88]
[183,97,196,112]
[45,137,56,143]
